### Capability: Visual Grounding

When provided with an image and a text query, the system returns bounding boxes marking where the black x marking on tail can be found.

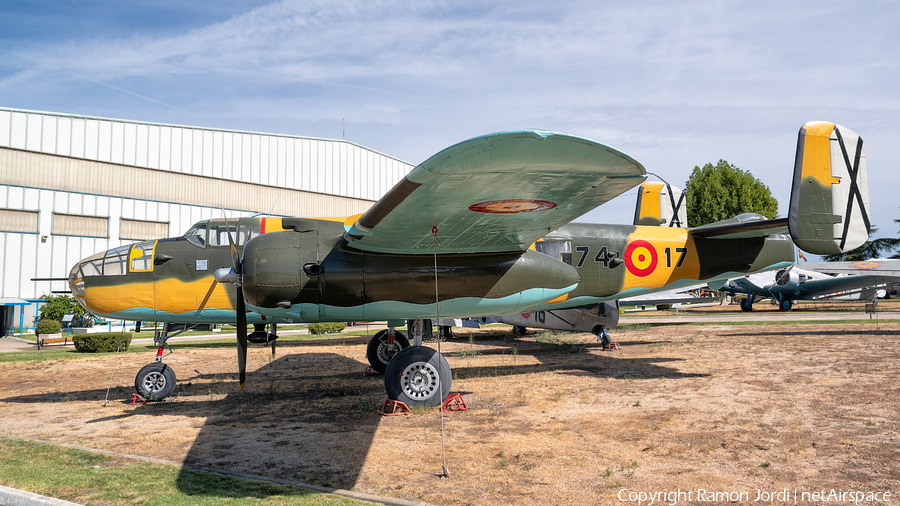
[666,183,685,227]
[834,126,871,250]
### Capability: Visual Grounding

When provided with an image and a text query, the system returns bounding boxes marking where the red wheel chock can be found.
[380,399,412,416]
[130,394,147,405]
[442,393,468,412]
[363,366,383,376]
[602,343,621,351]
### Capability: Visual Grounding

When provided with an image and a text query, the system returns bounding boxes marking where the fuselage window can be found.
[534,240,573,265]
[184,222,208,248]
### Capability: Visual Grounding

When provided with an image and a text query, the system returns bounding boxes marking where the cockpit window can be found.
[238,222,261,246]
[103,244,131,276]
[207,222,238,247]
[80,251,105,277]
[130,242,156,272]
[184,222,207,248]
[534,240,573,265]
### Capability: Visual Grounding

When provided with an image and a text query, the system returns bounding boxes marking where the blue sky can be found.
[2,0,898,245]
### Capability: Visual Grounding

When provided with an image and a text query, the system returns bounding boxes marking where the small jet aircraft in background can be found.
[716,260,900,311]
[69,121,871,406]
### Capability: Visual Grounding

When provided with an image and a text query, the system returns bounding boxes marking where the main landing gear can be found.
[365,329,410,373]
[384,346,452,407]
[740,297,755,312]
[134,321,278,401]
[370,319,453,408]
[592,325,612,346]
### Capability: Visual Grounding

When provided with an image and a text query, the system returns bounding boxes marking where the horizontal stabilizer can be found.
[789,122,870,255]
[690,213,788,240]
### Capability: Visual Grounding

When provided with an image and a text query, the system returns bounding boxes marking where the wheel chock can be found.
[363,366,383,376]
[441,392,468,412]
[380,399,412,416]
[602,342,621,351]
[130,394,147,405]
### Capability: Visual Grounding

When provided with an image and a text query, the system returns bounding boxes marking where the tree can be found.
[684,160,779,227]
[38,294,86,322]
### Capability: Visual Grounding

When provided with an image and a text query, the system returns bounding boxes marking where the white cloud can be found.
[1,0,898,231]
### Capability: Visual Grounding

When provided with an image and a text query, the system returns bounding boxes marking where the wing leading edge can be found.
[344,130,646,254]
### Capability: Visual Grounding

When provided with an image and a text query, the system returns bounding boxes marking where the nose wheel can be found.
[135,362,176,400]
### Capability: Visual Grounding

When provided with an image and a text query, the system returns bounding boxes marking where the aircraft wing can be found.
[619,283,719,306]
[801,260,900,277]
[722,276,769,295]
[343,130,646,254]
[769,274,896,300]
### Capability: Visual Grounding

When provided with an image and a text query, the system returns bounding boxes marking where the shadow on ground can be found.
[1,332,708,498]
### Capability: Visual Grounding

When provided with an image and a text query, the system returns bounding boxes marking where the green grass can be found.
[0,333,363,364]
[0,438,370,506]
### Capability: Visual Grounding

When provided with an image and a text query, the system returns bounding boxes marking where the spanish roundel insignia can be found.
[469,199,557,214]
[624,239,658,277]
[849,261,881,270]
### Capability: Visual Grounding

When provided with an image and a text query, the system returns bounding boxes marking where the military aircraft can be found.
[716,260,900,311]
[69,121,870,407]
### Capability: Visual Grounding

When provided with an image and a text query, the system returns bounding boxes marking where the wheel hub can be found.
[377,340,400,364]
[141,372,167,394]
[400,361,440,400]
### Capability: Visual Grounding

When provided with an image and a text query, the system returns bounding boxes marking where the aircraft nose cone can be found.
[68,260,87,309]
[68,249,106,312]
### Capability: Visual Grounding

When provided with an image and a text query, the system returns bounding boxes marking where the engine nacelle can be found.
[775,268,801,289]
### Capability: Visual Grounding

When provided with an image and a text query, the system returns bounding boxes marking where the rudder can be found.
[633,182,687,228]
[788,121,870,255]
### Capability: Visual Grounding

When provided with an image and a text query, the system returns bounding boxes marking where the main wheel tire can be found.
[366,330,410,373]
[780,299,793,311]
[135,362,176,400]
[384,346,452,408]
[740,299,753,312]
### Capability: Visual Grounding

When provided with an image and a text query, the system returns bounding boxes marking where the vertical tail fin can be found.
[788,122,870,255]
[633,182,687,227]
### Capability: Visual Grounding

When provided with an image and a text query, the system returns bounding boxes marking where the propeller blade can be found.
[222,209,247,391]
[221,207,241,274]
[236,285,248,391]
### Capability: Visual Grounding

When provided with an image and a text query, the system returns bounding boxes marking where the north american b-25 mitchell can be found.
[68,121,871,406]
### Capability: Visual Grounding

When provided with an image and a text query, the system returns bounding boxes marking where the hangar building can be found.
[0,106,414,335]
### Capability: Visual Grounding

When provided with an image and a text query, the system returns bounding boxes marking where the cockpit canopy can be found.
[182,220,260,248]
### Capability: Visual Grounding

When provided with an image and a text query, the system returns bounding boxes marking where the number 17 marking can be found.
[664,247,688,268]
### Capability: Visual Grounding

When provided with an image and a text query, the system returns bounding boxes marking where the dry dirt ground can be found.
[1,318,899,505]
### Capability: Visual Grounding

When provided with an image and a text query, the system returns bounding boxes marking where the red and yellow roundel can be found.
[469,199,557,214]
[849,261,881,270]
[625,240,658,277]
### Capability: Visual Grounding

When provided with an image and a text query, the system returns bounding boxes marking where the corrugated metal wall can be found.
[0,147,381,218]
[0,107,418,303]
[0,107,413,202]
[0,183,267,299]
